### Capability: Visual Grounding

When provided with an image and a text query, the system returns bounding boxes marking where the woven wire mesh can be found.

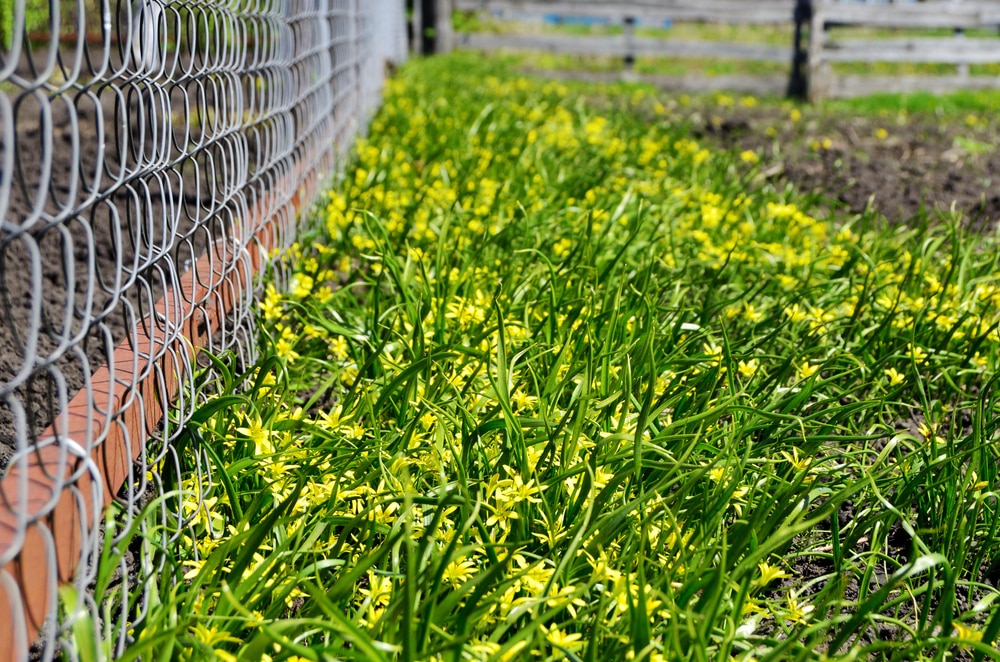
[0,0,407,658]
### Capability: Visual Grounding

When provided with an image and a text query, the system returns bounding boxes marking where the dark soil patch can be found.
[693,101,1000,232]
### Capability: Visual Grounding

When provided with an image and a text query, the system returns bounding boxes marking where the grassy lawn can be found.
[92,53,1000,661]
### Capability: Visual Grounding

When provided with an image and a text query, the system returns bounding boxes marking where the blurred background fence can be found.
[0,1,406,659]
[810,0,1000,100]
[451,0,1000,99]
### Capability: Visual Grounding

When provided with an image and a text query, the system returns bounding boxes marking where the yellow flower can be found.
[784,303,808,323]
[496,465,546,505]
[738,359,759,379]
[908,343,928,362]
[703,342,724,364]
[884,367,905,386]
[329,335,350,360]
[289,273,314,299]
[783,592,815,624]
[182,558,206,581]
[237,416,274,456]
[743,302,763,322]
[730,485,750,516]
[967,471,989,492]
[875,127,888,140]
[953,622,982,642]
[553,237,573,259]
[740,150,759,165]
[756,561,791,587]
[189,622,241,648]
[259,283,283,321]
[780,448,811,472]
[442,557,477,587]
[359,571,392,607]
[275,337,299,362]
[776,274,797,290]
[917,421,939,443]
[796,361,819,380]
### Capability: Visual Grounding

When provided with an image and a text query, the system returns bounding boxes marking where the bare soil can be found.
[692,101,1000,232]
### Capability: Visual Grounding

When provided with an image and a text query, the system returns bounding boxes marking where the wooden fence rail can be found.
[809,0,1000,100]
[453,0,796,24]
[458,32,792,62]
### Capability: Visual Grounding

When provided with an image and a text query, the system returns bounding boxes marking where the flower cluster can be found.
[124,53,1000,661]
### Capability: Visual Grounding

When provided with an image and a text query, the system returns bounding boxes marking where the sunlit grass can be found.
[94,52,1000,662]
[828,88,1000,118]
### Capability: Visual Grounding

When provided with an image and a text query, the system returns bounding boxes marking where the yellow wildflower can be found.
[756,561,791,587]
[884,367,905,386]
[738,359,759,379]
[796,361,819,380]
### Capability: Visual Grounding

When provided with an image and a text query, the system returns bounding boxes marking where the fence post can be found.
[436,0,454,54]
[417,0,453,55]
[788,0,811,98]
[420,0,436,54]
[623,15,636,80]
[412,0,423,55]
[955,28,969,78]
[807,0,830,102]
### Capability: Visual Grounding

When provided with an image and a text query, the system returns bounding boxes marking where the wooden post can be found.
[412,0,423,55]
[622,15,636,81]
[807,0,830,102]
[955,28,969,78]
[787,0,811,98]
[436,0,454,54]
[420,0,435,54]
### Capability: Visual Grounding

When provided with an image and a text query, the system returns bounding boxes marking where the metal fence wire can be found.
[0,0,407,658]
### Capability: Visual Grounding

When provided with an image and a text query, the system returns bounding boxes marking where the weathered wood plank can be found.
[457,32,792,62]
[458,32,626,56]
[829,73,1000,99]
[524,67,791,95]
[815,1,1000,29]
[824,37,1000,64]
[454,0,794,24]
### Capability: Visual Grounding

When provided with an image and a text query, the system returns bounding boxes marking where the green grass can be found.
[828,88,1000,119]
[93,53,1000,661]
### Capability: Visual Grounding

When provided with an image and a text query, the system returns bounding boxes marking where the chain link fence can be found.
[0,1,407,658]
